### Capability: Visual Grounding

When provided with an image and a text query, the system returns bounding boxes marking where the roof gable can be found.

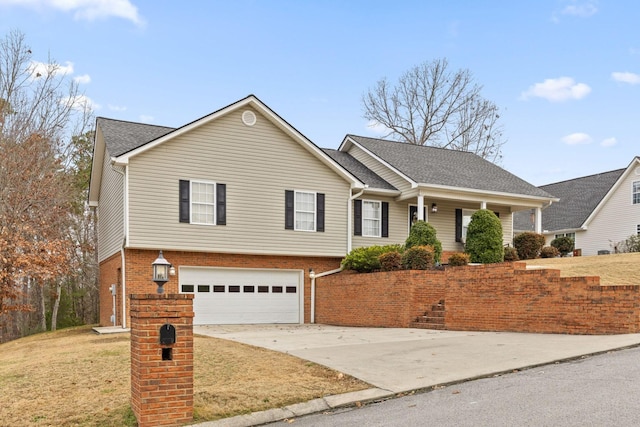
[342,135,554,199]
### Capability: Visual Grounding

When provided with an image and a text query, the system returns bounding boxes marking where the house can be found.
[88,95,556,327]
[514,157,640,256]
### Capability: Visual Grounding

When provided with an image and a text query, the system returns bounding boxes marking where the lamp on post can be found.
[152,250,172,294]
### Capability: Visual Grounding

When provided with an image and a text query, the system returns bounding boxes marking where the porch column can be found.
[535,207,542,233]
[417,194,425,221]
[480,201,487,209]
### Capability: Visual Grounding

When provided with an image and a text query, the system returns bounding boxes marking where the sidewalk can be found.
[193,325,640,426]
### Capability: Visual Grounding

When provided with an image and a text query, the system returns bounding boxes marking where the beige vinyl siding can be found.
[126,107,351,257]
[572,167,640,256]
[352,199,512,252]
[97,143,125,262]
[346,145,413,192]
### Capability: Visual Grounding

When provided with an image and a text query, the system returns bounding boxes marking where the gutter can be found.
[308,267,343,324]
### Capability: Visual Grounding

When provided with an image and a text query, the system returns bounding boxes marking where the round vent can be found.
[242,110,257,126]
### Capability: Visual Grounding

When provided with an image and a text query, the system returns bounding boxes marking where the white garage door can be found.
[179,267,303,325]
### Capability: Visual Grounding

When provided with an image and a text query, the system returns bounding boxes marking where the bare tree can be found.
[0,30,92,340]
[362,58,505,163]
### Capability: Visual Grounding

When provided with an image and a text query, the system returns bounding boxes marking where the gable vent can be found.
[242,110,257,126]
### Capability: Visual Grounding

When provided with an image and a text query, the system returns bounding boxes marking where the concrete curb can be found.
[191,388,394,427]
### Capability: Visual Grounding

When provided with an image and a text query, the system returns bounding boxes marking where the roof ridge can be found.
[540,168,626,188]
[347,134,476,155]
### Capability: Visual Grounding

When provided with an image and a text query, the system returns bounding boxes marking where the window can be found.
[634,181,640,204]
[461,209,475,243]
[295,191,316,231]
[284,190,325,232]
[191,181,215,224]
[637,225,640,236]
[363,201,381,237]
[179,180,226,225]
[554,232,575,240]
[354,199,389,238]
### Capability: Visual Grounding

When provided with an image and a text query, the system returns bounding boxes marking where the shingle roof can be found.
[321,149,397,191]
[97,117,175,157]
[515,168,625,232]
[346,135,553,198]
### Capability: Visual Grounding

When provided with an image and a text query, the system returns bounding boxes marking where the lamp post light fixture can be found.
[152,250,173,294]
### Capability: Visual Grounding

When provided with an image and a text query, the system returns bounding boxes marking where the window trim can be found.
[633,181,640,205]
[190,180,217,225]
[362,200,382,238]
[294,190,317,232]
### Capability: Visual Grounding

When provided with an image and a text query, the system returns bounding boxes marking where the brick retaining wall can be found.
[316,262,640,334]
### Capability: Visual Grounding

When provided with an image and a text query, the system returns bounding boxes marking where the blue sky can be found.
[1,0,638,186]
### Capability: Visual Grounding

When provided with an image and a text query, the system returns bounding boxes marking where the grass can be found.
[523,252,640,285]
[0,326,369,426]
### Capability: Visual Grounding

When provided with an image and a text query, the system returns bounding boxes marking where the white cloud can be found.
[562,132,592,145]
[108,104,127,112]
[139,114,154,123]
[0,0,145,26]
[601,137,617,147]
[74,73,91,84]
[366,120,389,136]
[520,77,591,102]
[561,1,598,17]
[611,71,640,85]
[63,94,100,111]
[28,60,74,78]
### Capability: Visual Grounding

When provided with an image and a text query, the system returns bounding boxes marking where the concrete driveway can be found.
[194,324,640,394]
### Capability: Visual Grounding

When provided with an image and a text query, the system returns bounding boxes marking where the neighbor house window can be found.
[554,232,575,240]
[634,181,640,204]
[295,191,316,231]
[637,224,640,236]
[179,179,226,225]
[362,201,382,237]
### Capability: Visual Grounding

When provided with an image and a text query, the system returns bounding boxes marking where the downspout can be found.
[111,162,128,329]
[309,267,343,324]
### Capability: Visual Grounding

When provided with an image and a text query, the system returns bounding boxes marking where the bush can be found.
[401,245,434,270]
[612,235,640,253]
[464,209,504,264]
[540,246,560,258]
[405,221,442,263]
[341,245,403,273]
[447,252,469,267]
[503,246,519,262]
[513,232,546,260]
[550,236,574,257]
[379,251,403,271]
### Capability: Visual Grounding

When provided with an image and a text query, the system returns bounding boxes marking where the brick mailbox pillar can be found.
[130,294,194,427]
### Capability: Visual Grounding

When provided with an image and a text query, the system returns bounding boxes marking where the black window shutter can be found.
[216,183,226,225]
[455,208,462,242]
[354,199,362,236]
[179,180,190,223]
[285,190,294,230]
[316,193,325,232]
[382,202,389,237]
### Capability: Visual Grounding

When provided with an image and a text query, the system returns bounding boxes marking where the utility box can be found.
[130,294,194,427]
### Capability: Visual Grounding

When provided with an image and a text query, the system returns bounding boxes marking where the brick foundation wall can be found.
[99,249,341,326]
[98,252,123,326]
[316,262,640,334]
[130,294,194,427]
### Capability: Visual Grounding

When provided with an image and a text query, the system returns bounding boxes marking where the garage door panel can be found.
[180,267,301,325]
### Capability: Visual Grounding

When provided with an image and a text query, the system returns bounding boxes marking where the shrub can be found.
[503,246,519,262]
[401,245,434,270]
[464,209,504,264]
[513,232,546,260]
[540,246,560,258]
[447,252,469,267]
[550,236,574,257]
[341,245,403,273]
[612,235,640,253]
[379,251,403,271]
[405,221,442,263]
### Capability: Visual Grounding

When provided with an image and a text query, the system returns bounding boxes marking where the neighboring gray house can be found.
[89,94,556,327]
[514,157,640,256]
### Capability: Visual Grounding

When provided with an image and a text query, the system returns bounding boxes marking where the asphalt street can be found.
[264,346,640,427]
